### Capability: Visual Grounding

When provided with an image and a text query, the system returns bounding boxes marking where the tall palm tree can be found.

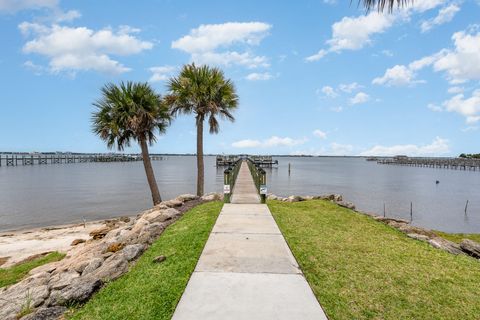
[92,82,171,205]
[359,0,411,12]
[166,64,238,196]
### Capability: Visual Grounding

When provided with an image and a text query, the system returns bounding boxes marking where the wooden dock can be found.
[0,153,164,167]
[377,157,480,171]
[216,155,278,167]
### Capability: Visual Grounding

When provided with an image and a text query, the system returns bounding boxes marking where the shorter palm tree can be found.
[92,82,171,205]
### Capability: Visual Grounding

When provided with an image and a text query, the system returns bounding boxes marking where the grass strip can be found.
[269,200,480,320]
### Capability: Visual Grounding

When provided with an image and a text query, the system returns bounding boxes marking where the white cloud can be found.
[433,28,480,84]
[427,103,443,112]
[375,27,480,86]
[319,85,338,98]
[330,143,354,155]
[306,12,396,61]
[231,139,262,148]
[339,82,362,93]
[246,72,272,81]
[350,92,370,105]
[20,24,153,75]
[149,65,176,82]
[305,49,327,62]
[171,22,271,68]
[0,0,57,13]
[313,129,327,139]
[411,0,448,13]
[447,86,464,94]
[232,136,307,148]
[359,137,450,156]
[443,90,480,124]
[372,65,416,86]
[421,4,460,33]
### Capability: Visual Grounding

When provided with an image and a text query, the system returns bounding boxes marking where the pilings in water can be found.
[216,155,278,167]
[0,154,164,167]
[377,157,480,171]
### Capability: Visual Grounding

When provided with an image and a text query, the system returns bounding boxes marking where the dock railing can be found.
[223,159,242,203]
[246,158,267,204]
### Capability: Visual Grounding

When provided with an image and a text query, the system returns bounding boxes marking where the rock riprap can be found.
[0,193,217,320]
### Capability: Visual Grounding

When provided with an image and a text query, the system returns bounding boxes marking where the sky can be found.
[0,0,479,156]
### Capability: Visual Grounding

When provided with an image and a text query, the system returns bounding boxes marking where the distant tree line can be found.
[459,154,480,159]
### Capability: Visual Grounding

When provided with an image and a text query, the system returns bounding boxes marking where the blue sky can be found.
[0,0,479,156]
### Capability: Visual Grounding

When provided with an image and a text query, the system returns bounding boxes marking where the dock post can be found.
[465,200,469,215]
[288,163,291,176]
[223,168,232,203]
[259,169,267,204]
[410,202,413,222]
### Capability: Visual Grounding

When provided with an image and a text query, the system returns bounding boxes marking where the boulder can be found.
[286,195,302,203]
[143,208,179,224]
[89,227,111,240]
[428,237,464,255]
[48,276,102,306]
[337,201,356,210]
[82,258,104,275]
[21,306,67,320]
[105,242,125,253]
[460,239,480,258]
[90,254,128,282]
[119,216,131,223]
[266,194,278,200]
[131,218,150,234]
[175,194,198,202]
[70,239,86,246]
[28,262,60,276]
[153,255,166,264]
[407,233,430,241]
[121,244,145,261]
[49,270,80,290]
[162,199,183,208]
[201,193,222,201]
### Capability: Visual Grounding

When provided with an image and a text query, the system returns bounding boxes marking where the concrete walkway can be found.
[172,162,327,320]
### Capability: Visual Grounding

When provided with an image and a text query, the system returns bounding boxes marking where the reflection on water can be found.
[0,156,478,233]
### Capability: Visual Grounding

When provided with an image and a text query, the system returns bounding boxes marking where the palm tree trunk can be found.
[139,139,162,205]
[196,117,205,196]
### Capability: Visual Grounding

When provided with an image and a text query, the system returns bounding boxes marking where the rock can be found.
[82,258,104,275]
[70,239,86,246]
[49,271,80,290]
[89,227,111,240]
[21,306,67,320]
[407,233,430,241]
[301,195,314,201]
[266,194,278,200]
[337,201,356,210]
[121,244,145,261]
[90,254,128,282]
[162,199,183,208]
[119,216,131,223]
[460,239,480,258]
[176,194,198,202]
[28,262,60,276]
[131,218,150,234]
[48,276,102,306]
[428,237,464,255]
[333,194,343,202]
[201,193,222,201]
[105,242,125,253]
[286,195,303,203]
[153,255,166,263]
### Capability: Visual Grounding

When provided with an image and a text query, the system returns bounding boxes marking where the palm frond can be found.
[359,0,411,12]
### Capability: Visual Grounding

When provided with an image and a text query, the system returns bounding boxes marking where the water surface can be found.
[0,156,478,233]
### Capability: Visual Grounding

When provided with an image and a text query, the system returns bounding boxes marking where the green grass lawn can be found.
[269,200,480,320]
[69,201,222,320]
[0,252,65,288]
[433,230,480,244]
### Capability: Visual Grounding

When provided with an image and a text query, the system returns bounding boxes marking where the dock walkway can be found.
[172,161,327,320]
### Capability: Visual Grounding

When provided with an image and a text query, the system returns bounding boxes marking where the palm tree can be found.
[359,0,411,12]
[92,82,171,205]
[166,64,238,196]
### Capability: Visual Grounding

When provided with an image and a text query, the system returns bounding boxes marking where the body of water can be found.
[0,156,478,233]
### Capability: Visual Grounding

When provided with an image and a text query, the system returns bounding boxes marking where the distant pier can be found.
[377,156,480,171]
[216,155,278,167]
[0,153,164,167]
